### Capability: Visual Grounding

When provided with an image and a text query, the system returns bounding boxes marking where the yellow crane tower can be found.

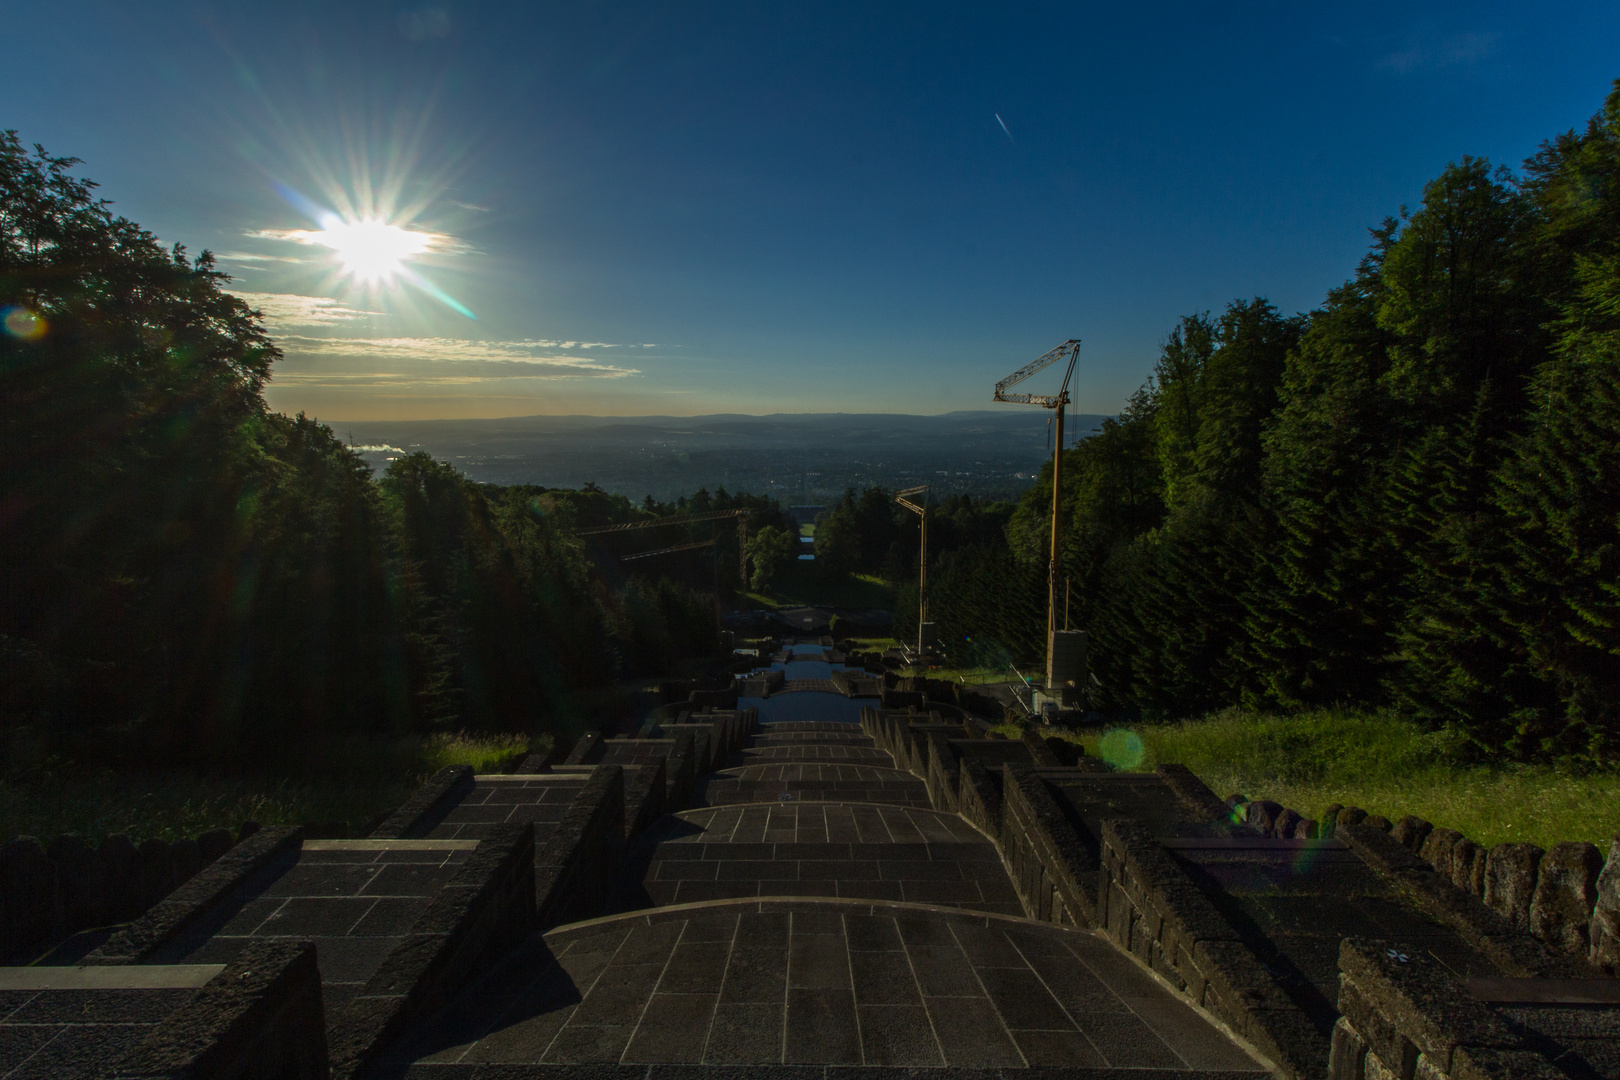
[993,339,1087,710]
[894,485,929,657]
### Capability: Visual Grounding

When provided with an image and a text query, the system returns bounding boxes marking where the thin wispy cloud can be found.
[1378,31,1502,73]
[229,291,383,326]
[273,335,642,383]
[218,250,308,265]
[248,226,476,257]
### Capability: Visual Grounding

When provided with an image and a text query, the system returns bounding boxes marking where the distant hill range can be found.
[335,411,1111,502]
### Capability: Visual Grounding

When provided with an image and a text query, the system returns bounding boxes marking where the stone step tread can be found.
[379,903,1268,1071]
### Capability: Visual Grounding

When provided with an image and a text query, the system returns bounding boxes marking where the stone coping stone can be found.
[0,964,224,989]
[1338,824,1596,979]
[85,826,305,965]
[364,1066,1274,1079]
[304,839,481,851]
[328,821,536,1080]
[372,766,477,840]
[545,893,1095,939]
[111,939,327,1080]
[1465,977,1620,1004]
[1161,837,1348,851]
[474,774,597,782]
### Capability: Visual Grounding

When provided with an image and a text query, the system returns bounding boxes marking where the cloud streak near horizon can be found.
[271,334,642,387]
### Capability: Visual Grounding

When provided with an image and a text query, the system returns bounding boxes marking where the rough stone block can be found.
[1276,808,1303,839]
[1451,838,1480,893]
[1529,841,1603,954]
[1421,828,1465,881]
[1449,1045,1568,1080]
[1483,844,1542,933]
[50,832,104,932]
[1246,800,1284,835]
[1391,817,1434,854]
[138,837,175,910]
[1,836,53,955]
[111,939,328,1080]
[1591,835,1620,974]
[171,837,203,889]
[101,833,141,922]
[198,828,236,865]
[1365,815,1394,833]
[1330,1016,1369,1080]
[1294,817,1320,840]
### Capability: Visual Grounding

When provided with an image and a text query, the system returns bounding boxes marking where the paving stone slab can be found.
[378,899,1270,1072]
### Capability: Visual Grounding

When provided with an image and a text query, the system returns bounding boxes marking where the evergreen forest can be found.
[823,83,1620,767]
[0,131,791,770]
[4,80,1620,773]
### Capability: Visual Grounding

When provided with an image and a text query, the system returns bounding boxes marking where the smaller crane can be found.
[894,485,930,657]
[994,339,1084,704]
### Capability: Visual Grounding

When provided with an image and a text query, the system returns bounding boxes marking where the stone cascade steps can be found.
[379,899,1272,1073]
[694,762,935,809]
[422,775,592,842]
[610,803,1024,914]
[139,838,482,1014]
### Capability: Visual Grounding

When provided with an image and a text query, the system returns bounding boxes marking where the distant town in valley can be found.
[337,410,1110,502]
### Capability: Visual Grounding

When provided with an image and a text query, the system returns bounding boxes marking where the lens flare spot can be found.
[314,218,435,285]
[3,307,47,341]
[1098,728,1145,770]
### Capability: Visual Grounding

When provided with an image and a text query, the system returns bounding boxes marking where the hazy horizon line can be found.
[322,408,1114,425]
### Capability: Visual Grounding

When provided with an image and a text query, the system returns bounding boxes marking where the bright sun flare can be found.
[314,218,434,284]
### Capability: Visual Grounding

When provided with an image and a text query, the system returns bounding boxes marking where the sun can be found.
[313,217,434,285]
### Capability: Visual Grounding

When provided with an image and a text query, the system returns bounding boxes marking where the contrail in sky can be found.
[995,113,1014,142]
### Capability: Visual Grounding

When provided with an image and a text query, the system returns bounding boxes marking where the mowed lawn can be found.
[1065,709,1620,851]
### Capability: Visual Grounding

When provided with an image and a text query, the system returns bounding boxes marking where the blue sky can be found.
[6,1,1617,419]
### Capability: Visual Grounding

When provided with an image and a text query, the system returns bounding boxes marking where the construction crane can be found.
[993,339,1084,701]
[894,485,930,656]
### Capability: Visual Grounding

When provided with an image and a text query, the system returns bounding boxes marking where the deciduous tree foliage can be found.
[0,133,724,768]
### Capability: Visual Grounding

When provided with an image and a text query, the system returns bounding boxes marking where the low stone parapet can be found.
[1330,937,1620,1080]
[110,940,329,1080]
[326,821,536,1080]
[87,826,305,966]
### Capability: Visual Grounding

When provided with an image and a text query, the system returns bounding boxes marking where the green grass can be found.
[0,731,539,845]
[741,569,895,610]
[1058,709,1620,850]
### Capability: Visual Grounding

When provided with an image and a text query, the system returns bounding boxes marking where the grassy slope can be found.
[1061,709,1620,850]
[0,732,537,843]
[741,569,895,610]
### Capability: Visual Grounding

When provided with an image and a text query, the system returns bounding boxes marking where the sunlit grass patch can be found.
[1067,708,1620,850]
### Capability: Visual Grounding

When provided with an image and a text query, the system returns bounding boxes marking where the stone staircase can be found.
[6,640,1614,1080]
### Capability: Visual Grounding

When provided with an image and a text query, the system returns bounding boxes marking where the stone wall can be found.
[1097,816,1328,1080]
[369,765,475,839]
[110,940,329,1080]
[998,764,1096,927]
[1,823,250,960]
[327,821,537,1080]
[535,764,625,930]
[1232,793,1620,976]
[1330,936,1620,1080]
[87,826,306,966]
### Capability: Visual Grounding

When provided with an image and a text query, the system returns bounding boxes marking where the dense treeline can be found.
[0,133,740,768]
[928,84,1620,765]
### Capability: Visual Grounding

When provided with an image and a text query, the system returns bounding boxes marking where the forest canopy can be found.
[0,132,765,768]
[912,82,1620,766]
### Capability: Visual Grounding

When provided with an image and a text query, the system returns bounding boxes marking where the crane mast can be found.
[895,485,930,657]
[992,339,1085,708]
